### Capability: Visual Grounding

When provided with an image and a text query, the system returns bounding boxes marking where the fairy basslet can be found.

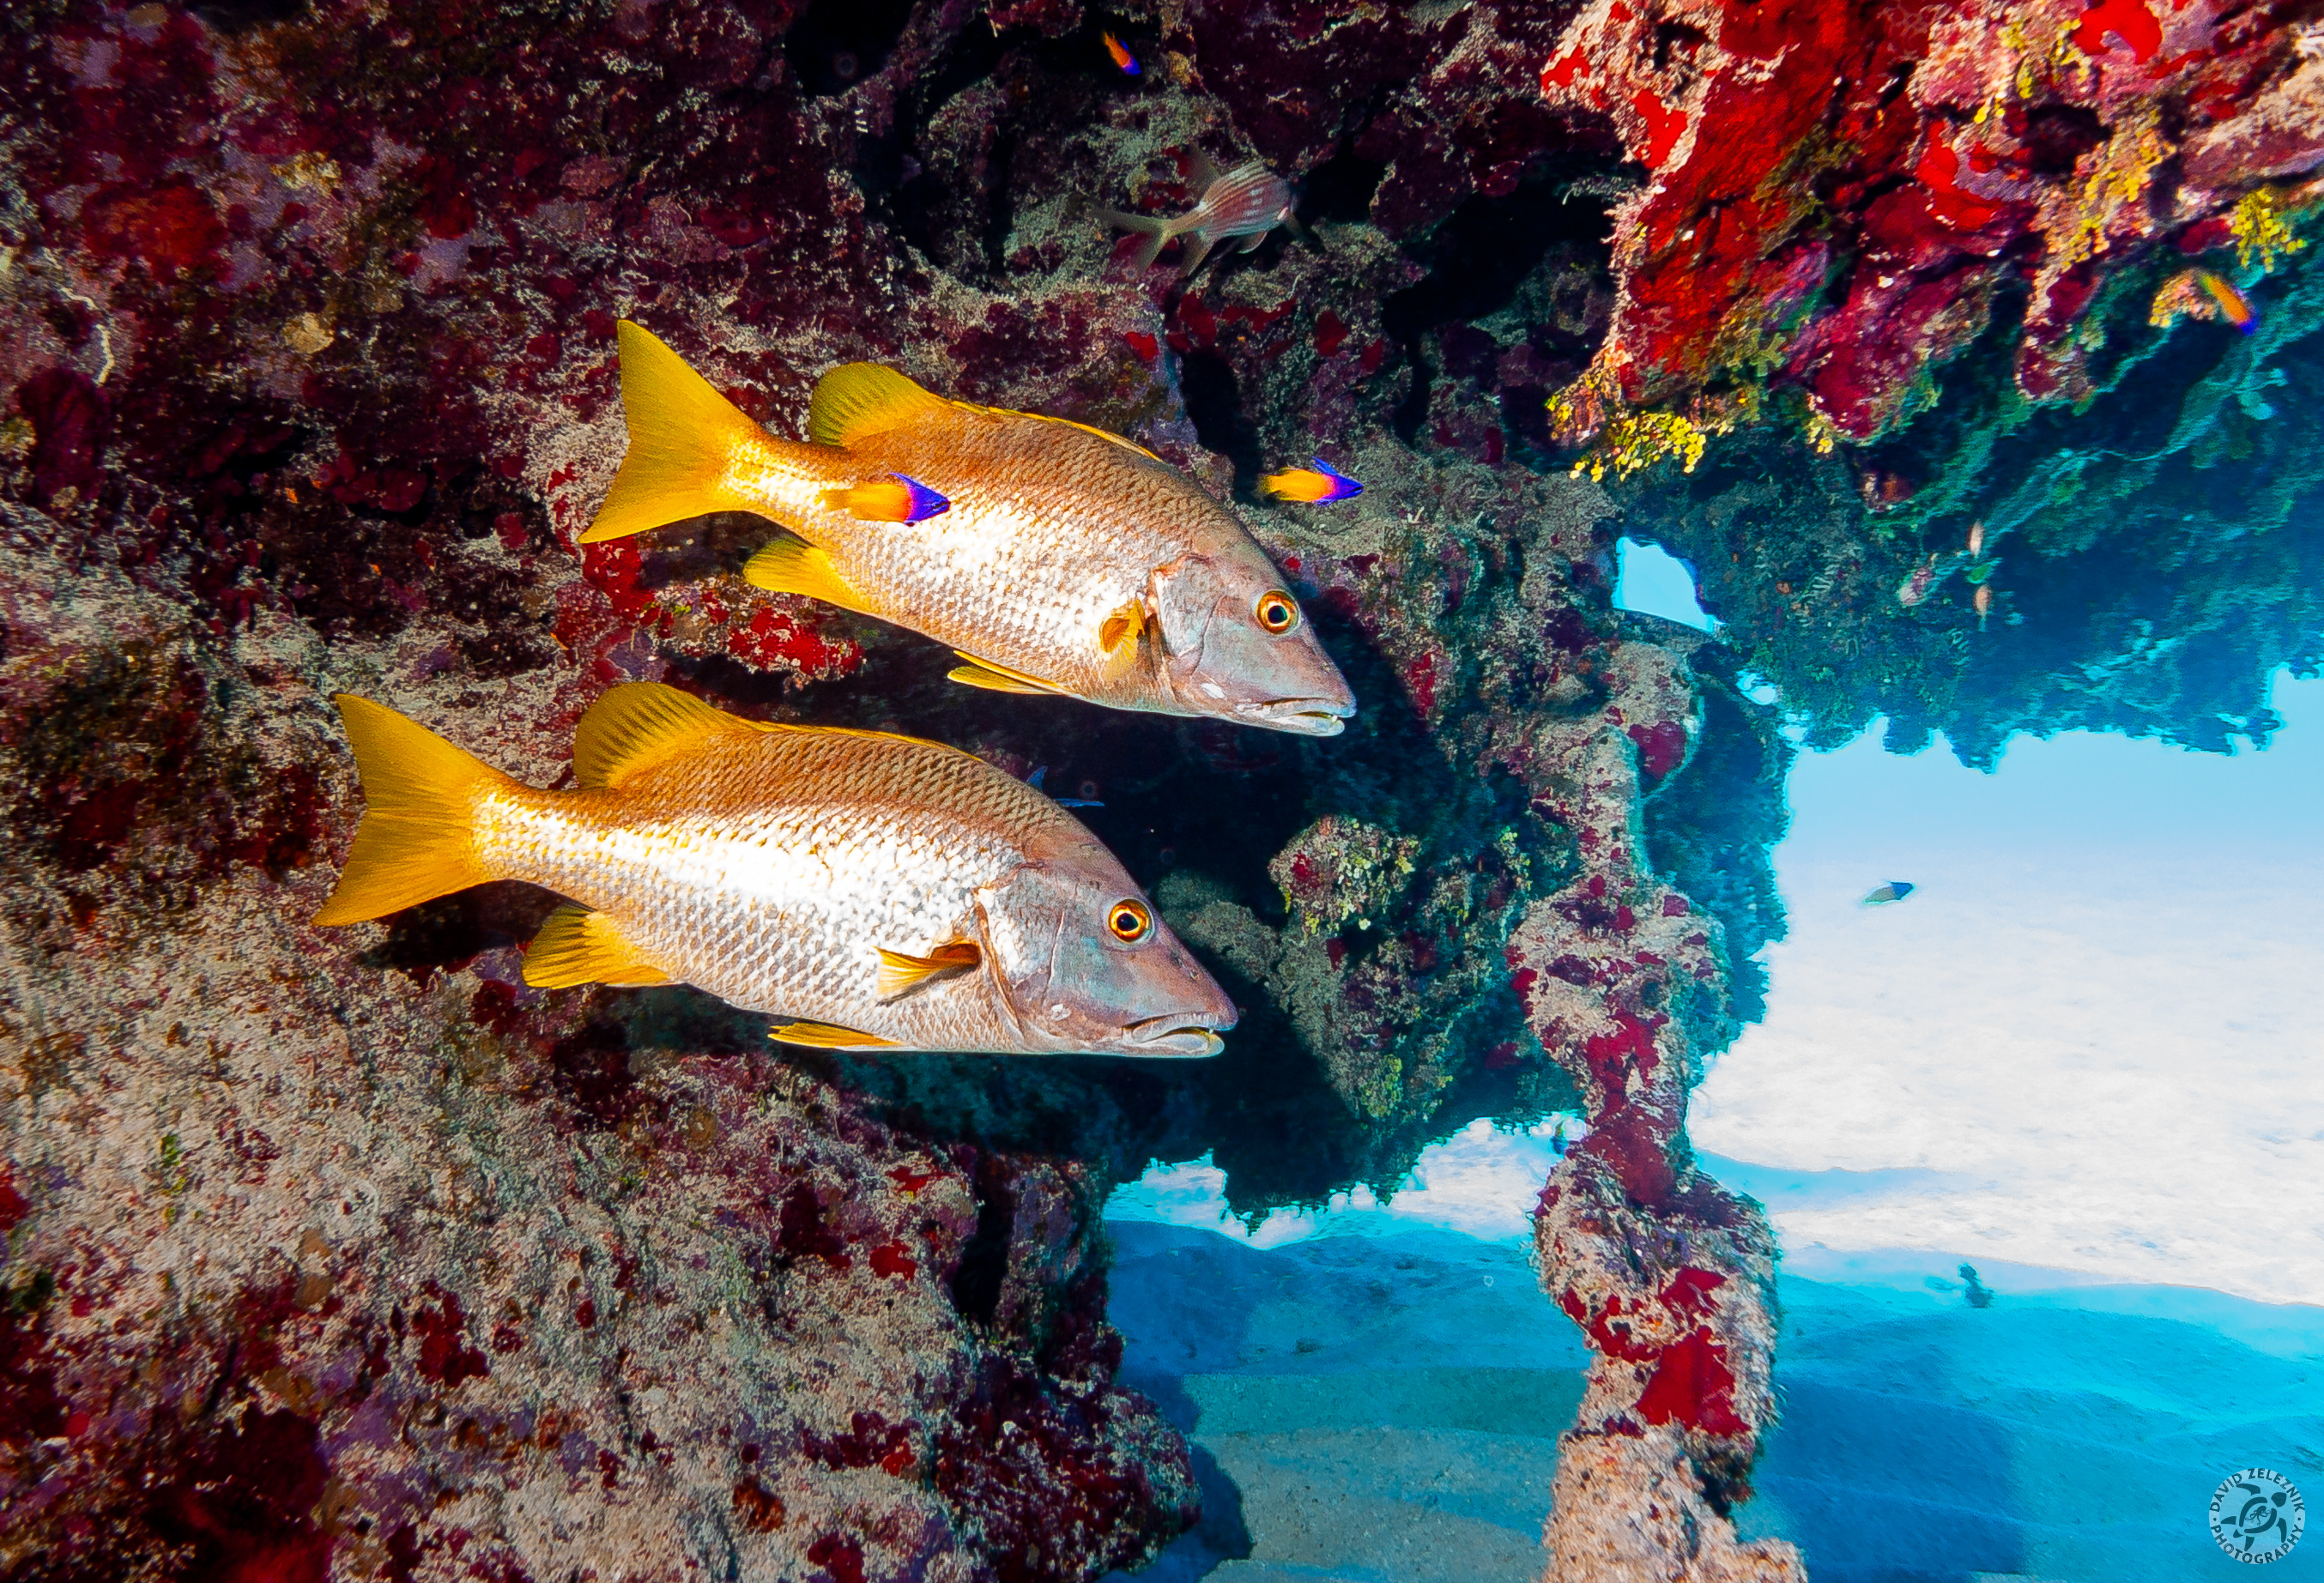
[2194,269,2257,335]
[822,473,951,523]
[1261,458,1363,504]
[1092,155,1298,275]
[312,685,1235,1057]
[584,322,1354,736]
[1860,881,1915,906]
[1102,31,1140,74]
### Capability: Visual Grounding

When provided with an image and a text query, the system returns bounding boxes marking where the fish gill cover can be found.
[0,0,2316,1579]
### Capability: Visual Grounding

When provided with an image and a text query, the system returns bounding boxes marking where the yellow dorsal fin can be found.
[583,321,772,543]
[312,696,516,927]
[808,364,954,447]
[809,360,1164,462]
[769,1018,901,1048]
[741,535,871,613]
[875,942,982,1000]
[994,410,1164,462]
[947,653,1069,696]
[524,904,672,988]
[572,682,757,791]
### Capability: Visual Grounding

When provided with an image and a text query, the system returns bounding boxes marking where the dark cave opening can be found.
[1300,145,1389,224]
[1178,349,1267,498]
[188,0,311,29]
[782,0,917,98]
[1381,167,1617,344]
[1380,163,1619,446]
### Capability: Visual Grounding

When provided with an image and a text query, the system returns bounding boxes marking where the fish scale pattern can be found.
[784,409,1274,702]
[475,729,1062,1048]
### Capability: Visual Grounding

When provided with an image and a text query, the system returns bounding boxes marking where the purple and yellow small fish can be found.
[2194,269,2257,335]
[313,684,1235,1056]
[1094,155,1301,275]
[1260,458,1363,505]
[1102,31,1140,75]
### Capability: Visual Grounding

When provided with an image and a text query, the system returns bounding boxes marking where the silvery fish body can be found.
[314,686,1234,1057]
[582,324,1356,736]
[734,404,1352,733]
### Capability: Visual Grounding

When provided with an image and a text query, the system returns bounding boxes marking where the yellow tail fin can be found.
[313,696,517,926]
[582,321,773,544]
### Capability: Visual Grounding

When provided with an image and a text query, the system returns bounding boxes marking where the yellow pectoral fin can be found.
[742,535,871,613]
[584,321,772,543]
[524,905,671,989]
[1098,601,1144,655]
[769,1018,901,1049]
[947,654,1069,697]
[875,942,983,1000]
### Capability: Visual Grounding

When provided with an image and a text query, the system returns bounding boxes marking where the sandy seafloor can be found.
[1100,638,2324,1583]
[1097,1202,2324,1583]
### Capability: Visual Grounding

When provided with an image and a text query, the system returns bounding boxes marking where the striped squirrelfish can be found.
[1093,155,1304,275]
[312,684,1235,1056]
[584,323,1354,736]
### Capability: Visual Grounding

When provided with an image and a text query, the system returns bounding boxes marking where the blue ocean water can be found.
[1101,1214,2324,1583]
[1106,549,2323,1579]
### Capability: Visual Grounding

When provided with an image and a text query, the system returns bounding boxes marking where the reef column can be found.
[1502,713,1804,1582]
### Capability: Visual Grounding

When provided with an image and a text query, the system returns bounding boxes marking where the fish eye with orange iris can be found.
[1108,899,1155,942]
[1256,590,1299,633]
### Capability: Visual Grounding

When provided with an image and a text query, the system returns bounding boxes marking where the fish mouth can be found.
[1122,1012,1230,1058]
[1237,697,1354,736]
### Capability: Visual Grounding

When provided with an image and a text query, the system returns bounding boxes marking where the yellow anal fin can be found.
[572,681,760,791]
[876,942,982,1000]
[312,696,516,927]
[742,535,871,613]
[583,321,773,544]
[523,904,671,989]
[769,1018,901,1049]
[947,657,1065,696]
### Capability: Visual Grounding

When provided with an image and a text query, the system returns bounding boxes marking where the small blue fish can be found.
[1028,766,1104,808]
[1860,881,1915,906]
